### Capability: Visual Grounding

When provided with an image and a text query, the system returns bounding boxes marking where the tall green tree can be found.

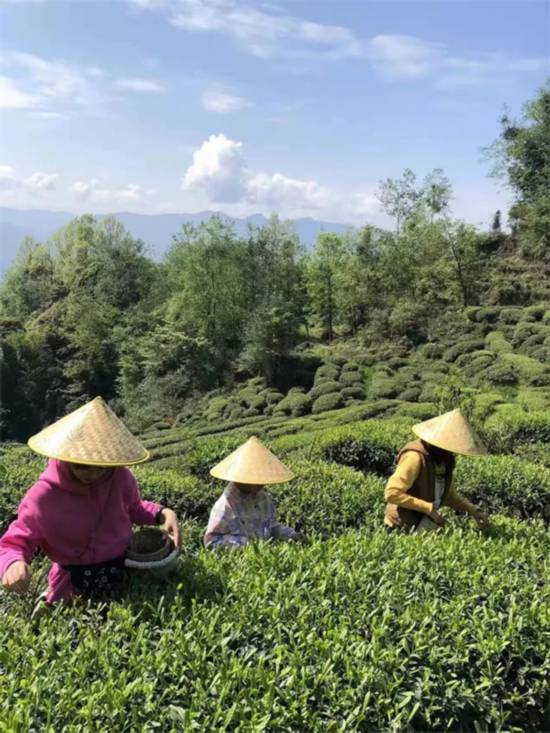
[487,81,550,260]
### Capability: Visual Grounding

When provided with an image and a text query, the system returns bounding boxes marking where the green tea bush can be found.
[485,331,513,354]
[403,401,439,419]
[341,361,360,372]
[313,419,412,475]
[1,524,548,732]
[485,361,519,386]
[262,390,284,405]
[499,353,547,382]
[455,454,550,518]
[482,409,550,454]
[398,387,421,402]
[309,381,341,400]
[498,307,522,324]
[420,343,444,359]
[311,393,344,414]
[275,392,312,418]
[443,339,485,363]
[368,373,401,400]
[473,306,500,323]
[512,321,542,347]
[523,304,547,322]
[341,386,366,400]
[339,371,362,386]
[314,364,340,382]
[273,458,385,534]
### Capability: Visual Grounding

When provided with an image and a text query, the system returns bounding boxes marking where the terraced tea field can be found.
[1,403,549,731]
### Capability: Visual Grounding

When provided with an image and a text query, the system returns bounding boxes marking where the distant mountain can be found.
[0,207,351,276]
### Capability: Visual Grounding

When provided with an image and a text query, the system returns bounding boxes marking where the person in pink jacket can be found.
[0,397,180,604]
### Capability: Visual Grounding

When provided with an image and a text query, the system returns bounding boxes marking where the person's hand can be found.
[472,508,490,528]
[1,561,32,594]
[159,508,181,548]
[428,506,446,526]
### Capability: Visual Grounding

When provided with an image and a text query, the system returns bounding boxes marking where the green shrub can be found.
[314,364,340,382]
[248,376,267,388]
[529,372,550,387]
[512,321,542,347]
[418,382,439,402]
[499,352,547,382]
[3,523,548,732]
[499,307,522,324]
[243,407,260,418]
[309,380,341,400]
[314,419,412,475]
[341,386,366,400]
[393,402,437,421]
[455,454,550,518]
[311,392,344,414]
[368,373,402,400]
[275,392,313,418]
[485,361,518,386]
[483,409,550,453]
[443,339,485,363]
[523,304,547,322]
[474,307,500,323]
[398,387,421,402]
[421,342,444,359]
[341,361,360,373]
[485,331,513,354]
[339,371,362,386]
[263,390,284,405]
[273,457,384,534]
[288,386,305,395]
[250,394,267,411]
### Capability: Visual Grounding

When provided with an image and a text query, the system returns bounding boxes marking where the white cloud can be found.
[23,172,59,191]
[71,179,154,205]
[201,88,251,113]
[367,35,444,78]
[1,52,169,117]
[0,165,19,189]
[0,165,59,206]
[115,76,166,93]
[247,172,331,210]
[0,75,38,108]
[182,133,248,203]
[126,2,546,86]
[167,0,362,60]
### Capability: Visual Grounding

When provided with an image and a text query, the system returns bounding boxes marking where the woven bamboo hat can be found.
[27,396,149,466]
[210,436,294,485]
[412,408,488,457]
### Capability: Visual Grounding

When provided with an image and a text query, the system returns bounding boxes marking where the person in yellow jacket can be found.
[384,409,490,532]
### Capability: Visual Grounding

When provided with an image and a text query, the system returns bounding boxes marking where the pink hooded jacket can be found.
[0,459,161,603]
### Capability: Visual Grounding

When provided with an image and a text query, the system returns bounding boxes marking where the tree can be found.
[306,233,351,341]
[422,168,452,221]
[445,221,485,306]
[377,169,422,235]
[487,82,550,260]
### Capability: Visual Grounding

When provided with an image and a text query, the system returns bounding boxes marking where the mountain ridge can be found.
[0,207,351,276]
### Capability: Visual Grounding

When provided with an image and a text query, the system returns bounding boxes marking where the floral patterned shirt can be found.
[204,482,297,550]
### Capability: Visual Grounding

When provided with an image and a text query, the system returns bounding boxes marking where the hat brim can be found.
[27,438,150,467]
[412,428,487,457]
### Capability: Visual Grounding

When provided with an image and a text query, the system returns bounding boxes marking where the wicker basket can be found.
[126,528,171,562]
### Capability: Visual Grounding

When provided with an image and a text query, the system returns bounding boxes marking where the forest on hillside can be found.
[1,83,549,441]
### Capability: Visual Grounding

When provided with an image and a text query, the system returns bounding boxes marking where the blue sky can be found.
[1,0,548,227]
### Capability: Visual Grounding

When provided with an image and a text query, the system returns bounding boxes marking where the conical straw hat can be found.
[412,409,488,457]
[210,436,294,485]
[28,397,149,466]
